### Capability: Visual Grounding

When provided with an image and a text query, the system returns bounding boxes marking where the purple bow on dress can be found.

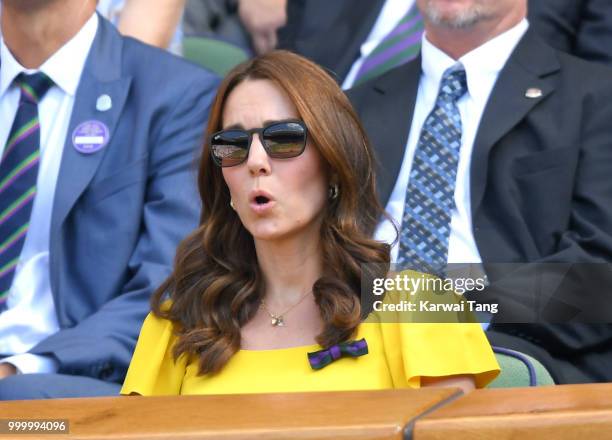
[307,338,368,370]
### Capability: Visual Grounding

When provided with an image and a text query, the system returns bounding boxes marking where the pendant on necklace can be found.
[271,315,285,327]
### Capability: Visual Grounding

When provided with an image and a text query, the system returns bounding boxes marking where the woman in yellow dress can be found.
[121,51,499,396]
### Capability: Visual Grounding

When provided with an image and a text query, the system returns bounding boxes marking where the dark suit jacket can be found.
[528,0,612,64]
[347,30,612,382]
[0,16,219,383]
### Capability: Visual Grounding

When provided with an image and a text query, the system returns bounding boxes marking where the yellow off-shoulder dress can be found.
[121,292,500,395]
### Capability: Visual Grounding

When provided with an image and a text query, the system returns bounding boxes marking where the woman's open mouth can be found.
[249,190,275,214]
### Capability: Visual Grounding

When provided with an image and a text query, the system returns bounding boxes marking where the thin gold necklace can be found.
[260,291,311,327]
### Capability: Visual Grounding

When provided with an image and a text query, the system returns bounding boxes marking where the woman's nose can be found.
[246,134,271,176]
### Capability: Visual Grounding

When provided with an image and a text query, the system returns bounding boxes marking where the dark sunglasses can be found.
[210,119,308,167]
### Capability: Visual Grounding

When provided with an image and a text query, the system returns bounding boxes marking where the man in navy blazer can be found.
[0,0,218,398]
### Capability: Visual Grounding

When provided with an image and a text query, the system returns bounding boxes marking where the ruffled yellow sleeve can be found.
[120,311,187,396]
[367,270,500,389]
[378,321,500,389]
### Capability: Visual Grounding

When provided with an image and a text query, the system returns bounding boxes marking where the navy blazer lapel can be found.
[360,59,421,204]
[470,30,560,213]
[51,15,132,234]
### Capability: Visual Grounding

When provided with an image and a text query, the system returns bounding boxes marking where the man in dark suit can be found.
[0,0,218,398]
[279,0,612,86]
[348,0,612,383]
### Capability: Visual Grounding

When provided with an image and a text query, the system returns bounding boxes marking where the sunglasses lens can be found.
[263,122,306,158]
[211,130,249,167]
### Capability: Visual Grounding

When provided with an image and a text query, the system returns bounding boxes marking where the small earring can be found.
[329,184,339,200]
[230,199,236,210]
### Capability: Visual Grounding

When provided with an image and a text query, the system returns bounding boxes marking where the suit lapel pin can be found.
[525,88,543,99]
[72,120,110,154]
[96,94,113,112]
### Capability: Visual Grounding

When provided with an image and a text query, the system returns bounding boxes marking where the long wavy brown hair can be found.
[151,50,392,375]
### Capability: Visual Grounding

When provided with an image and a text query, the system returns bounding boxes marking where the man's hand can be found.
[239,0,287,54]
[118,0,187,49]
[0,363,17,379]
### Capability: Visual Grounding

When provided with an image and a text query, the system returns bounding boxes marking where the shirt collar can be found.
[0,12,98,99]
[421,18,529,102]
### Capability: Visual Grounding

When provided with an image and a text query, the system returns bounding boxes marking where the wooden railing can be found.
[0,388,459,439]
[1,384,611,439]
[411,383,612,440]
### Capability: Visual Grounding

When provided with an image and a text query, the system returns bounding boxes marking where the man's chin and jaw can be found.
[417,0,497,29]
[417,0,526,57]
[2,0,63,12]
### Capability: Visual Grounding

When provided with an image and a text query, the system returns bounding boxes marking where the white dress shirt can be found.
[342,0,415,89]
[375,19,529,265]
[0,13,99,374]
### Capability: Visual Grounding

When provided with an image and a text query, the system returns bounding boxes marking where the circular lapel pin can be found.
[96,94,112,112]
[72,120,110,154]
[525,88,543,99]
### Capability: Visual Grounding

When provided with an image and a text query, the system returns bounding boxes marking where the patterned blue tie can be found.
[0,73,53,312]
[397,66,468,276]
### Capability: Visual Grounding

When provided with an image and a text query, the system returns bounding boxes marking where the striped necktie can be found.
[352,3,424,86]
[0,72,53,312]
[396,66,468,276]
